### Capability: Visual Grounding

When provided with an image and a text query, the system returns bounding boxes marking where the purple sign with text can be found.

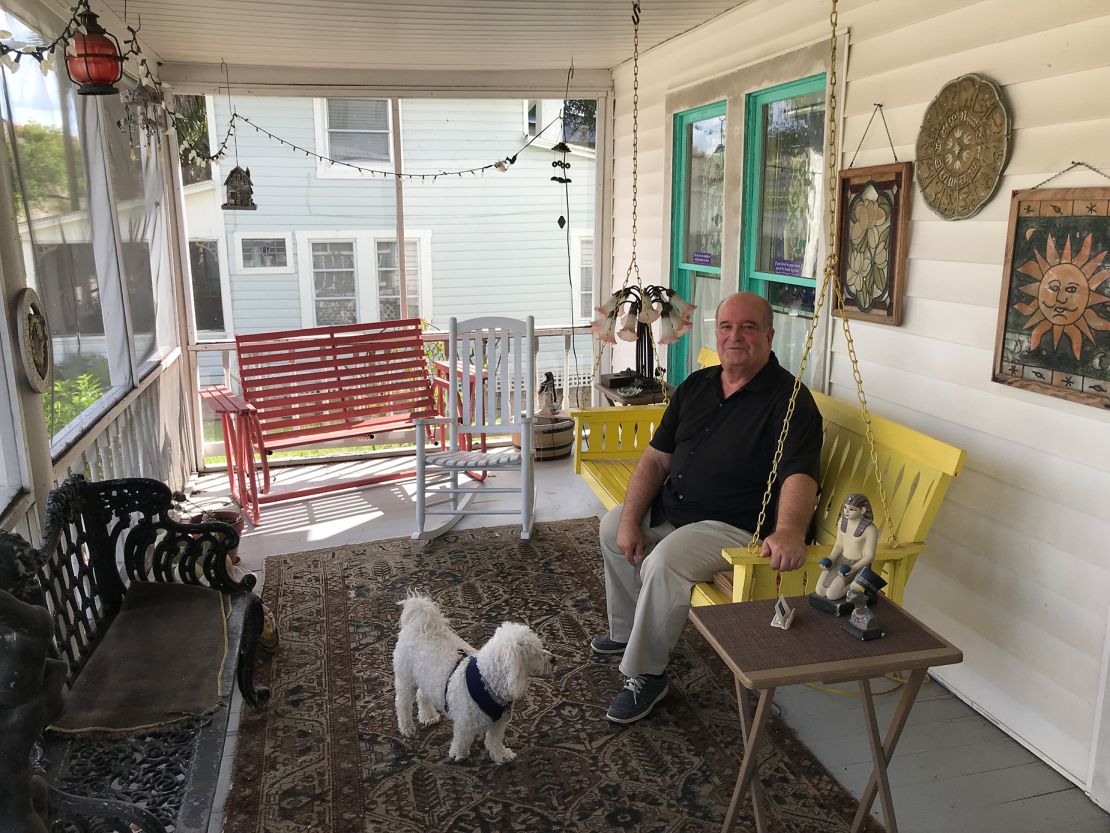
[691,251,713,266]
[773,258,803,277]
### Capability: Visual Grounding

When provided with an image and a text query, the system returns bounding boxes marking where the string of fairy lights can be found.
[187,111,565,181]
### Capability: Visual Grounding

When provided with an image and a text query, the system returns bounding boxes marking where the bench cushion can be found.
[51,582,232,734]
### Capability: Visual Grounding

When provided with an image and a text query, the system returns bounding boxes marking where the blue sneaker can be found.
[606,673,669,723]
[590,633,628,655]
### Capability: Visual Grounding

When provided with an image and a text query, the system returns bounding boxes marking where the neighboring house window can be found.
[243,238,287,268]
[311,241,358,326]
[576,236,594,321]
[235,233,294,273]
[296,231,430,326]
[326,99,391,163]
[376,239,420,320]
[526,100,539,136]
[188,241,224,332]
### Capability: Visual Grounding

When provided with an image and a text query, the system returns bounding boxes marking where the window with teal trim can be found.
[669,101,727,383]
[741,74,826,377]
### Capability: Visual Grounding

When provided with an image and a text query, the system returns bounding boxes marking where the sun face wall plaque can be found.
[993,187,1110,410]
[916,73,1010,221]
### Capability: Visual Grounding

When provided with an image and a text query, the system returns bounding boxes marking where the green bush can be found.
[48,355,111,436]
[48,373,104,435]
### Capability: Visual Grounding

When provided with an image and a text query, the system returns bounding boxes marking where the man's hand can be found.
[760,530,807,572]
[616,519,646,567]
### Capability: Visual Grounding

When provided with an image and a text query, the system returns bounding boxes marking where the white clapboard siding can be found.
[614,0,1110,794]
[207,96,596,334]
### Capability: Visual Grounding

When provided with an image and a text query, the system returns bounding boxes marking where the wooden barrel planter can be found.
[513,414,575,461]
[188,509,246,564]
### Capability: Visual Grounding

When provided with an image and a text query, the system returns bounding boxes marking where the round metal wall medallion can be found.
[915,73,1010,220]
[15,287,52,393]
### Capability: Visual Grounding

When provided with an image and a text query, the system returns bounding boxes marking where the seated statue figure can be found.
[812,493,879,602]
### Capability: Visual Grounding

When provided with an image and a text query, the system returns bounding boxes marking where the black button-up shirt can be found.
[649,352,822,533]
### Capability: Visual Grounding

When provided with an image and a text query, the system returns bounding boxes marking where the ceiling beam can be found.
[160,63,614,98]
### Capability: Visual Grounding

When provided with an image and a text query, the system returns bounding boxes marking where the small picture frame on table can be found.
[770,595,795,630]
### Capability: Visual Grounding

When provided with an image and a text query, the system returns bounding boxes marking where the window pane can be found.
[579,239,594,319]
[327,99,388,130]
[767,282,816,386]
[315,299,356,326]
[757,90,824,279]
[683,114,726,267]
[562,99,596,148]
[175,94,212,185]
[376,239,419,320]
[188,240,224,332]
[311,242,355,323]
[312,241,354,270]
[314,272,356,297]
[242,238,287,268]
[329,131,390,163]
[0,7,116,441]
[102,92,175,367]
[690,273,721,374]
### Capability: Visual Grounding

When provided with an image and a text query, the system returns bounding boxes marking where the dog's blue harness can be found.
[444,649,509,721]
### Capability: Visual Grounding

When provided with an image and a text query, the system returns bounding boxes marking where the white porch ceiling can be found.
[91,0,749,77]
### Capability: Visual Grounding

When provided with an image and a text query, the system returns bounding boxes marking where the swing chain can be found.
[747,0,898,551]
[833,265,897,546]
[590,0,675,407]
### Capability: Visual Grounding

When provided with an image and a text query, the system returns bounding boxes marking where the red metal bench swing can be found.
[201,319,439,524]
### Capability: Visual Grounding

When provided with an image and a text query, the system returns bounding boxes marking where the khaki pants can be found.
[600,503,752,677]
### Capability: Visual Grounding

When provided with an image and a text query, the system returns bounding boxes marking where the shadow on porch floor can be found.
[186,455,1110,833]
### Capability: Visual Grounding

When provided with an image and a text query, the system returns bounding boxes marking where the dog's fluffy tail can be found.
[397,591,451,638]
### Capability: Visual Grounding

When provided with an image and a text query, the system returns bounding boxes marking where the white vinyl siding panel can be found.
[614,0,1110,796]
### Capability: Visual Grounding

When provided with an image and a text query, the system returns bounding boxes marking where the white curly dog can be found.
[393,593,553,763]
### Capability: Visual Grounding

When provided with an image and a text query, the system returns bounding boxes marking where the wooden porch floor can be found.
[188,454,1110,833]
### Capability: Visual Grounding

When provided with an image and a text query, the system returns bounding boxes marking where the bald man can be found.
[593,292,822,723]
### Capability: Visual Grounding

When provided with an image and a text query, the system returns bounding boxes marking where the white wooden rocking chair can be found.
[412,316,536,540]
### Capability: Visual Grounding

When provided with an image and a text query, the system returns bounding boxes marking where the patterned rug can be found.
[223,518,883,833]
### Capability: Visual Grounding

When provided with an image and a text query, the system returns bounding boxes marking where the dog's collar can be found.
[465,656,510,722]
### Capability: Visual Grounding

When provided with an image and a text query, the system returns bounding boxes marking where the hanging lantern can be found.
[64,6,124,96]
[222,165,257,211]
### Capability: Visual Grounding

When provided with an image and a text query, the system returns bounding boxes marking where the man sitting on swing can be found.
[593,291,823,723]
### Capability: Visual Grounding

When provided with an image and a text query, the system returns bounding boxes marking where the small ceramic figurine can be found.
[810,493,879,615]
[840,566,888,640]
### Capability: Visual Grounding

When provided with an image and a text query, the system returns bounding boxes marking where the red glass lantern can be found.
[65,9,123,95]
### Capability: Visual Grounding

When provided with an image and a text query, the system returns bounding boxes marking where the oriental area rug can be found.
[223,518,883,833]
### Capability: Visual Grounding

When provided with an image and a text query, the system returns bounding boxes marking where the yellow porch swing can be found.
[571,0,967,610]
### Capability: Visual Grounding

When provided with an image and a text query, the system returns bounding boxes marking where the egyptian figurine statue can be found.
[812,493,879,602]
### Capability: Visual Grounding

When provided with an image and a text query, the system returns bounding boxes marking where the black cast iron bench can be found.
[0,474,270,833]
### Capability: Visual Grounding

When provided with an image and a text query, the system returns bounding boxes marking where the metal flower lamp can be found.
[591,285,695,391]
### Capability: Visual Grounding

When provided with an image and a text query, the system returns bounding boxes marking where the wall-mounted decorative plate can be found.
[15,287,52,393]
[915,73,1010,220]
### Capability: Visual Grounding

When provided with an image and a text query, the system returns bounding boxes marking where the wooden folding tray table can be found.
[689,596,962,833]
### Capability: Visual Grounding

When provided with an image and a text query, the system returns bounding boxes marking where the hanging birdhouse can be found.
[64,6,124,96]
[222,165,257,211]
